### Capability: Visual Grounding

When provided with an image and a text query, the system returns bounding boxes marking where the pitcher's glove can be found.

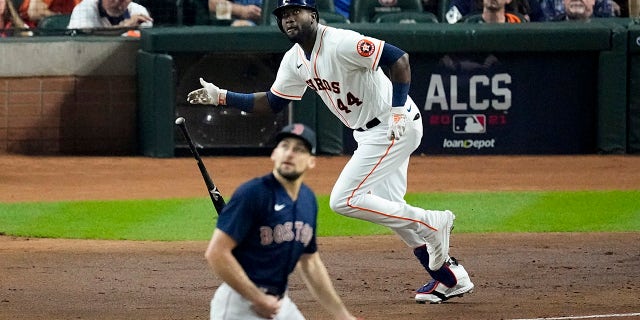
[386,107,407,140]
[187,78,227,106]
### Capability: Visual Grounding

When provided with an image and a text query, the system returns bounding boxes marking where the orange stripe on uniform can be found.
[345,140,438,232]
[314,26,351,127]
[271,88,303,100]
[312,26,328,76]
[371,40,384,70]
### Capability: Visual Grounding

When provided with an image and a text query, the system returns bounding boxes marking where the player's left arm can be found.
[380,43,411,140]
[297,252,358,320]
[380,43,411,87]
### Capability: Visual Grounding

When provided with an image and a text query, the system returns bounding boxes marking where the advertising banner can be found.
[409,52,599,155]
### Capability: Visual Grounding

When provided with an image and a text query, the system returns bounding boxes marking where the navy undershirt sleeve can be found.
[224,91,291,114]
[379,43,406,68]
[225,92,254,112]
[266,91,291,113]
[379,43,410,107]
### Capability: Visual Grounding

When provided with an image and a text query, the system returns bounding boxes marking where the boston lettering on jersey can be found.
[259,221,314,247]
[305,78,364,114]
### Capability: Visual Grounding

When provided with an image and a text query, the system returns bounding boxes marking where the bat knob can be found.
[175,117,185,125]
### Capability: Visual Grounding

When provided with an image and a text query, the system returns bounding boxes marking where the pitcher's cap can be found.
[275,123,317,155]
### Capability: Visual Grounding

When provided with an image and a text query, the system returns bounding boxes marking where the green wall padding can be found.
[137,50,176,158]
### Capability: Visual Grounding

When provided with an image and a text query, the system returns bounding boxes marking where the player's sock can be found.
[413,245,457,287]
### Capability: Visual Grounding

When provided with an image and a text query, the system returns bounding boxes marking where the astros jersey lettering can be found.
[271,24,391,129]
[216,173,317,296]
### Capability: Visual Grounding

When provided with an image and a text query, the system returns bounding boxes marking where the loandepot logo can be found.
[443,138,496,149]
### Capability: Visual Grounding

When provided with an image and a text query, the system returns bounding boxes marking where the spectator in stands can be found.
[1,0,33,36]
[465,0,526,22]
[612,0,626,16]
[1,0,8,30]
[446,0,544,22]
[208,0,261,26]
[551,0,596,20]
[1,0,9,34]
[67,0,153,29]
[540,0,617,20]
[336,0,440,21]
[18,0,80,28]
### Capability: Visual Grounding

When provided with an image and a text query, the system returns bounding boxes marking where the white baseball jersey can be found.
[271,24,392,130]
[67,0,152,29]
[271,23,449,255]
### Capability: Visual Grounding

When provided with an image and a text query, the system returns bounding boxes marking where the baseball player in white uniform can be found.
[187,0,474,305]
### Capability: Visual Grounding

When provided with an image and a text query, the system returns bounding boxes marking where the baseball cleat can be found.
[425,210,455,271]
[415,279,444,304]
[415,258,474,304]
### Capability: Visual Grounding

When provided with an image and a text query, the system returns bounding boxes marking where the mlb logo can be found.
[453,114,486,133]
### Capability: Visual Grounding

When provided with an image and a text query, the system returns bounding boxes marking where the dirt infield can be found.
[1,155,639,320]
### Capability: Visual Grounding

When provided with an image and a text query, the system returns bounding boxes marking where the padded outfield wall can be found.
[629,23,640,154]
[1,21,636,156]
[138,21,634,157]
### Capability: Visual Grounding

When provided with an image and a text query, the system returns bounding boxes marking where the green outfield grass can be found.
[0,190,638,240]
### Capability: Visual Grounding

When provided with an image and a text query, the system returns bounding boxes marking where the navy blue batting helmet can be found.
[272,0,318,33]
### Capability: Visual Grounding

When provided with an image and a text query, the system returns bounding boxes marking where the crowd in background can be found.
[0,0,637,37]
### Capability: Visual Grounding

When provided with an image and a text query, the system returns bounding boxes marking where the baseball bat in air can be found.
[175,117,226,215]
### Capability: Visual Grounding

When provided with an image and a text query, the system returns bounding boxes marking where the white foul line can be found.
[510,313,640,320]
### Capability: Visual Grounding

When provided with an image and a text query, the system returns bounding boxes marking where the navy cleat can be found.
[415,257,474,304]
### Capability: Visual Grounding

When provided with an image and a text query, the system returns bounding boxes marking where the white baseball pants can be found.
[329,98,439,248]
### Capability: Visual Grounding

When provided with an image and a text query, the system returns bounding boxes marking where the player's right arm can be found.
[205,228,282,318]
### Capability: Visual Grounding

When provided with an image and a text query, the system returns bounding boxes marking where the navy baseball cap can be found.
[275,123,317,155]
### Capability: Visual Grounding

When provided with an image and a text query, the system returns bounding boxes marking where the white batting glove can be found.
[387,107,407,140]
[186,78,227,106]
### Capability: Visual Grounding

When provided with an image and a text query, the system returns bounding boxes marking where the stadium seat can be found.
[349,0,424,23]
[461,12,527,23]
[36,14,72,35]
[459,13,483,23]
[319,11,350,23]
[136,0,180,25]
[438,0,450,22]
[374,11,438,23]
[317,0,336,12]
[316,0,350,23]
[261,0,349,26]
[260,0,279,26]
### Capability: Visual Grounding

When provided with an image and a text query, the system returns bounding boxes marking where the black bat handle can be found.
[175,117,226,215]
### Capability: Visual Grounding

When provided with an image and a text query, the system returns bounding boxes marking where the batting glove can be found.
[386,107,407,140]
[186,78,227,106]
